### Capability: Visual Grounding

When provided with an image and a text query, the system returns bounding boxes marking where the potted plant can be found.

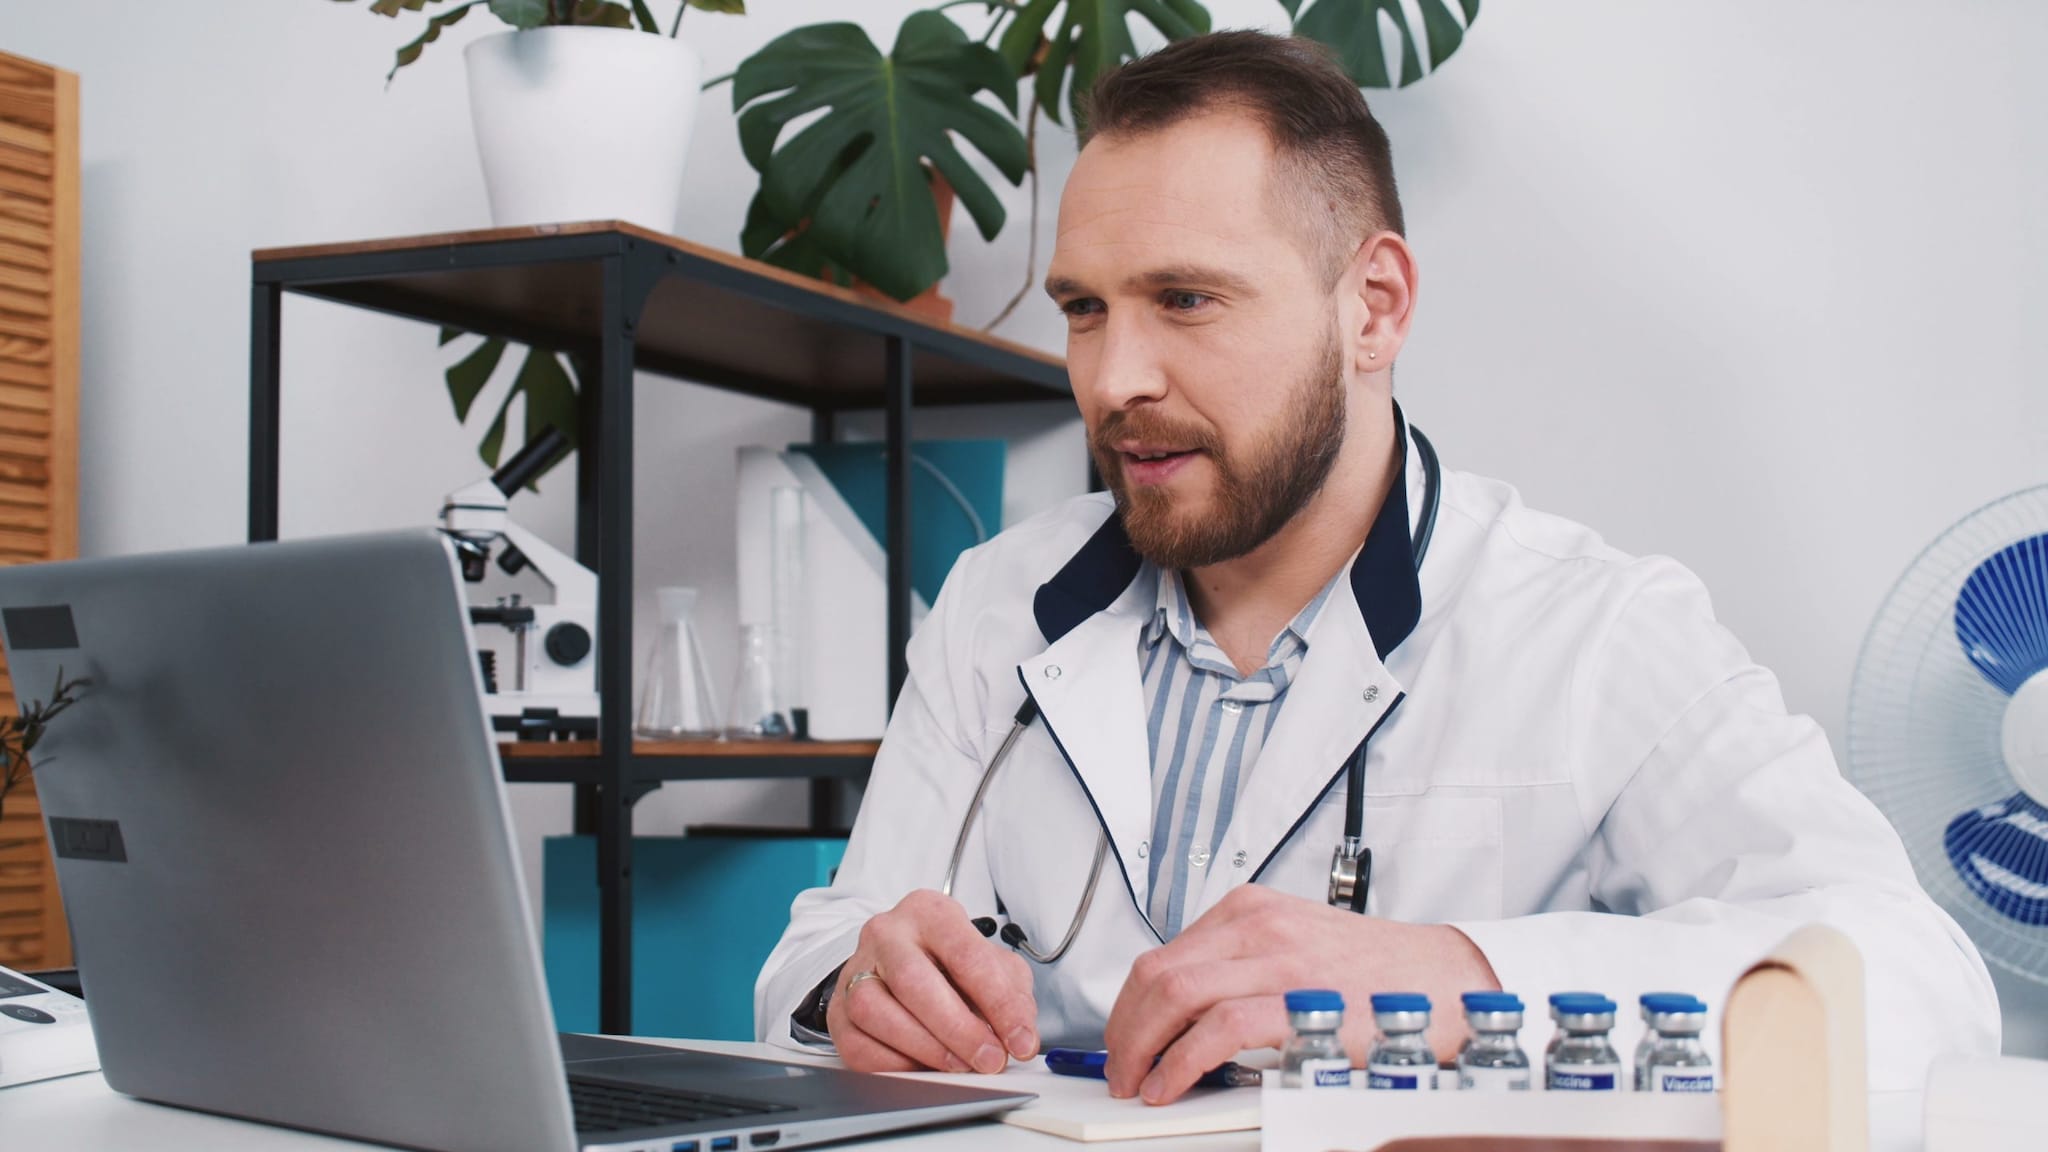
[340,0,743,484]
[342,0,745,234]
[729,0,1480,324]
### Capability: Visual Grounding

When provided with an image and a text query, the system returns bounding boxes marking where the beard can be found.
[1091,334,1347,571]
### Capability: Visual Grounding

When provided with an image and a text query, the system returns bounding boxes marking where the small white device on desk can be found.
[440,426,598,742]
[0,965,96,1089]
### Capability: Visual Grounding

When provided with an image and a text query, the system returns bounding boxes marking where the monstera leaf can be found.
[440,328,581,486]
[733,11,1029,302]
[1284,0,1479,89]
[997,0,1210,129]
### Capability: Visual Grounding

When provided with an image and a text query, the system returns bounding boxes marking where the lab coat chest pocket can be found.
[1278,792,1506,922]
[1367,794,1505,922]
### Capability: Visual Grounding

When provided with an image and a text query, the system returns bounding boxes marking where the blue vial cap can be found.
[1370,993,1431,1013]
[1460,991,1523,1013]
[1640,992,1707,1014]
[1551,993,1617,1014]
[1548,991,1603,1006]
[1285,989,1345,1013]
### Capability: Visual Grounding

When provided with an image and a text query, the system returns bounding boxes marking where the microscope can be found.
[440,426,599,741]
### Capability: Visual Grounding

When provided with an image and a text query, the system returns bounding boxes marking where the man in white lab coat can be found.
[756,30,1999,1101]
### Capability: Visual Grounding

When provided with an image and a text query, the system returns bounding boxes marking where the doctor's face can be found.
[1048,109,1351,571]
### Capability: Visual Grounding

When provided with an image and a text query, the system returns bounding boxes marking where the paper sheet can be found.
[895,1061,1262,1143]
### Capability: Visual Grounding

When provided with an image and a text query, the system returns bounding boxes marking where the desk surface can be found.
[1,1039,1256,1152]
[2,1039,1926,1152]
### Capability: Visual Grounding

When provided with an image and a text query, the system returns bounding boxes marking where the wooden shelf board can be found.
[254,222,1068,409]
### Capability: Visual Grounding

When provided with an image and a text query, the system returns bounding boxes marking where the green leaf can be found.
[1031,0,1210,129]
[998,0,1060,79]
[733,12,1028,301]
[478,380,517,471]
[1290,0,1477,89]
[570,0,634,28]
[488,0,550,29]
[687,0,746,12]
[629,0,659,32]
[438,325,462,346]
[517,351,579,490]
[386,1,480,81]
[447,334,577,485]
[445,335,507,422]
[369,0,437,16]
[741,187,846,284]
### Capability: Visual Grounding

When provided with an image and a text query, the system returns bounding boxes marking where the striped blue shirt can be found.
[1140,562,1341,938]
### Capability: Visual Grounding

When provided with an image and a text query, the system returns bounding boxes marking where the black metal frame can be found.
[249,228,1069,1034]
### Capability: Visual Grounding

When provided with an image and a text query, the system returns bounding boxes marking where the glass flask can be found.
[726,622,793,740]
[634,587,720,740]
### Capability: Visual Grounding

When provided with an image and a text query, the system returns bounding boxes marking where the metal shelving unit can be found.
[247,222,1069,1034]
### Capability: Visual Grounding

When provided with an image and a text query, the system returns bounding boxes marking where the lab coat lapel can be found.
[1019,612,1157,920]
[1024,510,1159,928]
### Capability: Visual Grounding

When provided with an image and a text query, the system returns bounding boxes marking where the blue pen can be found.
[1044,1047,1263,1089]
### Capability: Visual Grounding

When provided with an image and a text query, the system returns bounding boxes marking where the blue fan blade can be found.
[1955,534,2048,695]
[1945,791,2048,925]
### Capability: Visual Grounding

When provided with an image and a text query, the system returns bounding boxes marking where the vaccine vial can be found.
[1364,993,1437,1090]
[1637,993,1715,1093]
[1544,994,1622,1091]
[1455,991,1531,1091]
[1281,989,1352,1089]
[1545,991,1602,1061]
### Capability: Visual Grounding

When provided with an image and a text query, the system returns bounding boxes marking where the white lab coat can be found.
[756,436,2001,1090]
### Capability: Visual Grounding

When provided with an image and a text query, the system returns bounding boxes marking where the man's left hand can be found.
[1102,885,1500,1104]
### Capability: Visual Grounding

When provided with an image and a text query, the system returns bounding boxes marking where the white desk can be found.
[2,1039,1924,1151]
[1,1039,1255,1152]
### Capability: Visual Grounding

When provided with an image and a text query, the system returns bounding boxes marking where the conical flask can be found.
[635,587,720,740]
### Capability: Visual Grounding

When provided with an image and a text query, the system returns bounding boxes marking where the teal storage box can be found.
[543,834,845,1039]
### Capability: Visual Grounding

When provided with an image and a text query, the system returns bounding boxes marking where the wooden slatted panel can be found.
[0,50,76,971]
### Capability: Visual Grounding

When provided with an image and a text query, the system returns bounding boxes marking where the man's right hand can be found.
[826,889,1040,1074]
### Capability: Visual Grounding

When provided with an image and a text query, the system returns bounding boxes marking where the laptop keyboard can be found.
[568,1074,796,1134]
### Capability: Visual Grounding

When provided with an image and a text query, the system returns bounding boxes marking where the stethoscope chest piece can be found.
[1329,838,1372,913]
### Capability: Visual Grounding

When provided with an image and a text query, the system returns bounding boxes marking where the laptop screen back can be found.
[0,532,577,1152]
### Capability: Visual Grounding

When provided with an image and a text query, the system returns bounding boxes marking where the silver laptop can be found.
[0,531,1032,1152]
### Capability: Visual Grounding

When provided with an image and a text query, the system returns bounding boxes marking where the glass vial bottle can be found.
[1638,994,1715,1093]
[1546,991,1601,1061]
[1280,989,1352,1089]
[634,587,720,740]
[1545,994,1622,1091]
[1455,991,1531,1091]
[725,622,792,740]
[1364,993,1436,1090]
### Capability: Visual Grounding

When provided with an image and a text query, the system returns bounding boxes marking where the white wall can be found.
[5,0,2045,1052]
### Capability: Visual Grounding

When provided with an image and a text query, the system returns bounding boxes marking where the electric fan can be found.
[1848,485,2048,982]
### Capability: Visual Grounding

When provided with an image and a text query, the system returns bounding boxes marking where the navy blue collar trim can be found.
[1033,509,1145,645]
[1032,423,1424,660]
[1351,428,1421,662]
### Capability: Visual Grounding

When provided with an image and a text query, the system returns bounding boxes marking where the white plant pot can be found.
[464,27,700,234]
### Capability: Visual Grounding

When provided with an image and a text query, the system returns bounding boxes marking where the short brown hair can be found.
[1080,30,1404,283]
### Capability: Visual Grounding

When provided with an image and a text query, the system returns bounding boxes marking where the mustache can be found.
[1090,410,1223,457]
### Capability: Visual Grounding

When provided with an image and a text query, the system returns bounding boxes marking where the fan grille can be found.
[1848,484,2048,983]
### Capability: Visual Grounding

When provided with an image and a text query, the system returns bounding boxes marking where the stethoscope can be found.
[940,425,1443,964]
